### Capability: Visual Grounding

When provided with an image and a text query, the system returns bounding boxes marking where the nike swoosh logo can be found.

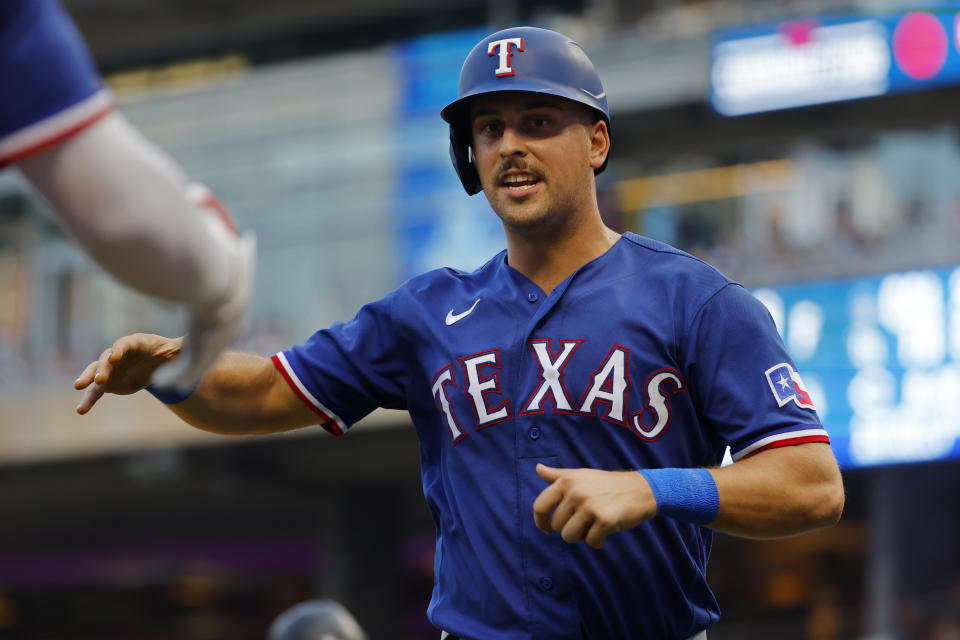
[445,298,481,326]
[581,88,606,100]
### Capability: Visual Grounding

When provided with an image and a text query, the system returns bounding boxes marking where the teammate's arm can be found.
[74,333,320,435]
[5,0,255,389]
[533,441,843,548]
[19,113,256,390]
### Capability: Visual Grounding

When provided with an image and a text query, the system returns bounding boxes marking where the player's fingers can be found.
[585,521,613,549]
[93,348,114,384]
[74,361,99,389]
[76,382,106,415]
[532,483,564,533]
[107,339,127,362]
[536,463,563,482]
[549,494,580,533]
[559,508,594,545]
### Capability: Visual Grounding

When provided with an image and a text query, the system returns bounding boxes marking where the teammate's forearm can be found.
[19,113,235,309]
[706,443,844,538]
[163,351,301,436]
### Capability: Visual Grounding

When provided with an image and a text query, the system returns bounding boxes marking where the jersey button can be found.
[528,426,541,440]
[540,576,554,591]
[526,292,539,303]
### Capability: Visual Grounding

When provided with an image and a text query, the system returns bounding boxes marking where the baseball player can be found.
[75,27,844,639]
[1,0,255,389]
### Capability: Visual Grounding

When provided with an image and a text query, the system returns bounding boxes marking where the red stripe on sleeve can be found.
[190,190,238,234]
[270,354,344,437]
[0,104,114,168]
[744,434,831,458]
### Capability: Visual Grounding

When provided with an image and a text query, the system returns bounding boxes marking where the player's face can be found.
[469,93,608,232]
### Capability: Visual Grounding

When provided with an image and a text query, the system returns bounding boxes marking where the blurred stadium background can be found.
[2,0,960,637]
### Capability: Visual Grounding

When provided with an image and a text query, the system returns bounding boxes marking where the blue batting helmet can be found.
[268,600,367,640]
[440,26,611,195]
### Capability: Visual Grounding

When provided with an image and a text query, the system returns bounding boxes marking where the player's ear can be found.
[587,119,610,171]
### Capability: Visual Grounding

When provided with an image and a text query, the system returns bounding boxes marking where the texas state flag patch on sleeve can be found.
[765,363,816,410]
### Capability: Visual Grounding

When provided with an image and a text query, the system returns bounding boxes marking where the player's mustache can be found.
[495,159,543,182]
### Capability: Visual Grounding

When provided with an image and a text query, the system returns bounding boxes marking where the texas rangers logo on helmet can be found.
[488,37,525,77]
[765,363,815,409]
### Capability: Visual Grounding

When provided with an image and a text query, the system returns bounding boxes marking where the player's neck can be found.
[504,212,620,295]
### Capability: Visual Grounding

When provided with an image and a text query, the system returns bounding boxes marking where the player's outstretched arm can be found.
[74,333,320,435]
[533,442,844,548]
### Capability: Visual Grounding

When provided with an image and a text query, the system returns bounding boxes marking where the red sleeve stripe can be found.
[271,352,345,437]
[731,428,830,461]
[0,89,115,167]
[186,183,238,234]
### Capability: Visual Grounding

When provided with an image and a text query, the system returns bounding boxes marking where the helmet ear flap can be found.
[449,125,482,196]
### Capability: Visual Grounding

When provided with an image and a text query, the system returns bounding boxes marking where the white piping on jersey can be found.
[731,427,829,461]
[0,88,114,162]
[274,351,348,434]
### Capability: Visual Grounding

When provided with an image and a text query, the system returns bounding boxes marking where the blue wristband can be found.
[145,380,200,404]
[638,467,719,525]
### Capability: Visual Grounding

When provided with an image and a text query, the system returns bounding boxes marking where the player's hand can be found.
[74,334,183,415]
[532,463,657,549]
[151,185,257,391]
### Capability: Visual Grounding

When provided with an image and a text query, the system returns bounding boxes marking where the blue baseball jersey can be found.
[273,232,829,639]
[0,0,112,166]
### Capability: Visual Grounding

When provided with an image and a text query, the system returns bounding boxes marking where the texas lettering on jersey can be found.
[430,338,689,445]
